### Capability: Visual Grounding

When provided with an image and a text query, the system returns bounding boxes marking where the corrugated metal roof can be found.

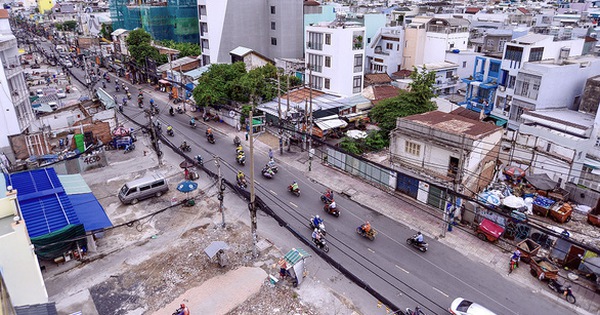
[68,193,112,232]
[284,248,310,265]
[513,33,550,44]
[402,110,501,139]
[5,169,80,238]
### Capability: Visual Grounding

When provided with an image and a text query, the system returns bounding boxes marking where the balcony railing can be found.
[306,42,322,50]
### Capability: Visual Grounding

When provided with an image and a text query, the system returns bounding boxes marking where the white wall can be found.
[0,60,20,149]
[39,107,86,130]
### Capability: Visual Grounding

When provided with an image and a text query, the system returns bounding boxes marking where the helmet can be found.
[180,303,186,308]
[238,170,243,175]
[314,229,318,232]
[417,232,421,235]
[315,215,319,219]
[293,180,297,184]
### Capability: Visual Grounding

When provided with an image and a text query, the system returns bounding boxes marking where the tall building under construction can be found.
[109,0,199,44]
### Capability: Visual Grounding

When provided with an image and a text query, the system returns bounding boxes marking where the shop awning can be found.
[158,79,171,85]
[315,115,348,131]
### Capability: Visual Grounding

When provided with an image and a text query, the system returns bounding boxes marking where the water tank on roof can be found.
[452,49,460,53]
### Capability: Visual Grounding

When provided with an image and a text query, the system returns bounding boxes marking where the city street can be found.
[33,37,592,315]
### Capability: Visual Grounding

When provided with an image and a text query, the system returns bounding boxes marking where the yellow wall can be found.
[38,0,54,14]
[0,195,17,219]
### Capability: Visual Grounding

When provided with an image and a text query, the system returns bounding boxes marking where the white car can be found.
[449,298,497,315]
[36,89,44,97]
[56,88,66,98]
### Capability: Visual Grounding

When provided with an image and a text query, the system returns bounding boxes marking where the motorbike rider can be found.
[166,125,173,134]
[312,228,323,245]
[175,303,190,315]
[180,141,189,151]
[237,171,246,186]
[236,145,243,154]
[324,189,334,203]
[149,98,155,106]
[290,180,299,193]
[311,215,323,228]
[206,127,213,136]
[414,231,424,244]
[234,135,241,145]
[511,249,521,266]
[327,200,337,212]
[362,221,372,234]
[102,81,106,88]
[236,150,245,161]
[267,158,277,169]
[169,107,174,116]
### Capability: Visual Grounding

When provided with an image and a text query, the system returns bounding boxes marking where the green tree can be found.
[126,29,162,67]
[62,20,77,31]
[339,137,363,155]
[157,40,201,58]
[54,23,63,31]
[192,62,246,107]
[100,23,113,40]
[369,66,437,137]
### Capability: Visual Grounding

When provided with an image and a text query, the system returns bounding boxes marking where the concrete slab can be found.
[150,267,267,315]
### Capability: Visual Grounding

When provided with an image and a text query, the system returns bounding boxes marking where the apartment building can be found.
[0,10,34,161]
[366,26,404,76]
[305,20,366,97]
[198,0,304,66]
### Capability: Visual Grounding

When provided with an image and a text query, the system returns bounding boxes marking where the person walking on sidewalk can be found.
[268,148,274,159]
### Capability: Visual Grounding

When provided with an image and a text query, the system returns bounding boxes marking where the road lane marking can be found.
[432,287,449,298]
[269,190,277,195]
[289,202,298,208]
[367,248,375,254]
[395,265,410,274]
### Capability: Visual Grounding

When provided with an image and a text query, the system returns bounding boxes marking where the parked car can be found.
[63,60,73,67]
[36,89,44,97]
[449,298,497,315]
[56,88,66,98]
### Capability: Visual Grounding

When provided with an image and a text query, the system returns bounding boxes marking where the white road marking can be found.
[395,265,410,274]
[289,202,298,208]
[432,286,449,298]
[269,190,277,195]
[367,248,375,254]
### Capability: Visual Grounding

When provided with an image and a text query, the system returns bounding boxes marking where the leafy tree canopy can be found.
[126,29,162,67]
[157,40,201,58]
[62,20,77,31]
[369,66,437,137]
[100,23,113,40]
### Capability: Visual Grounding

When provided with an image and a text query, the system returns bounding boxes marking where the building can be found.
[460,56,503,117]
[470,29,512,58]
[199,0,304,66]
[306,19,366,97]
[0,9,34,162]
[230,46,274,72]
[366,26,404,76]
[110,28,129,63]
[109,0,199,44]
[37,0,53,14]
[389,110,503,195]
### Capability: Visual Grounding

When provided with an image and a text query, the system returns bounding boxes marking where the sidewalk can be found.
[201,118,600,315]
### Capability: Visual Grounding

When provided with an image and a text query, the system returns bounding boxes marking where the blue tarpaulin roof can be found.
[5,169,80,238]
[67,194,112,232]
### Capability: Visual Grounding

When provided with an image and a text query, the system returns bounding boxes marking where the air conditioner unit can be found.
[499,86,506,92]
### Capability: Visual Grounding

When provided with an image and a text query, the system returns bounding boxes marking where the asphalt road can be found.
[42,40,574,315]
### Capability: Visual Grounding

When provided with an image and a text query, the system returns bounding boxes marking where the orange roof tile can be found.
[0,9,9,19]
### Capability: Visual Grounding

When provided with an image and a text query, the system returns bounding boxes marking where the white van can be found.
[118,174,168,204]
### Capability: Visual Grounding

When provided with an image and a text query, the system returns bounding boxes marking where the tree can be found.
[369,66,437,137]
[157,40,201,58]
[192,62,246,107]
[62,20,77,31]
[100,23,113,40]
[54,23,63,31]
[126,29,162,67]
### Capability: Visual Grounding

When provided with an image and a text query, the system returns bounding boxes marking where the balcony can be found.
[306,41,322,50]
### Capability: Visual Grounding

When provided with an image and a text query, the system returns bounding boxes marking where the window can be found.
[498,39,507,52]
[546,143,551,152]
[448,157,459,177]
[462,61,467,68]
[307,32,323,50]
[490,62,500,73]
[151,180,165,188]
[504,45,523,68]
[529,47,544,62]
[325,56,331,68]
[325,34,331,45]
[514,73,541,100]
[446,71,453,78]
[508,75,516,89]
[486,39,494,47]
[595,138,600,147]
[310,75,323,90]
[386,43,393,50]
[405,141,421,156]
[325,78,330,89]
[140,185,151,192]
[354,54,363,73]
[353,76,362,93]
[271,37,277,45]
[271,22,276,30]
[308,54,323,72]
[270,6,275,14]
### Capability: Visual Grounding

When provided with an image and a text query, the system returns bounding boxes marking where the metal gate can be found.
[396,172,419,199]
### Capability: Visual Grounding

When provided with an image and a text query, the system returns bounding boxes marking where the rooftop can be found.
[521,109,595,131]
[511,33,550,44]
[402,110,501,139]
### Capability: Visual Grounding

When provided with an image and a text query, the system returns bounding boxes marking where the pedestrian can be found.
[278,258,287,278]
[245,131,249,141]
[268,148,273,159]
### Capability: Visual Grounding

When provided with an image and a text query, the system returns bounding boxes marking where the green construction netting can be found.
[31,224,87,260]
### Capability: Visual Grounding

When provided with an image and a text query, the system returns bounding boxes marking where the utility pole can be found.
[277,70,283,155]
[308,66,314,172]
[249,110,258,258]
[216,156,225,227]
[148,113,162,166]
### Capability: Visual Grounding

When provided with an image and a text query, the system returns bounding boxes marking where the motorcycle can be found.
[195,155,204,166]
[320,192,334,204]
[323,203,340,217]
[190,121,197,129]
[309,218,326,236]
[167,129,174,137]
[312,237,329,253]
[405,306,425,315]
[406,235,428,252]
[138,99,143,108]
[176,107,184,114]
[548,279,576,304]
[207,133,215,144]
[180,144,191,152]
[118,105,123,113]
[126,92,131,100]
[356,225,377,241]
[115,85,120,92]
[237,177,248,189]
[262,166,275,179]
[236,153,246,166]
[288,185,300,197]
[124,143,135,154]
[509,257,518,274]
[102,82,106,89]
[169,108,175,116]
[233,136,241,146]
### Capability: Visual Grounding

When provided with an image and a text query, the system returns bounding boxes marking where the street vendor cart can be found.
[275,248,311,287]
[517,238,541,264]
[549,203,573,223]
[530,256,559,280]
[475,219,504,243]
